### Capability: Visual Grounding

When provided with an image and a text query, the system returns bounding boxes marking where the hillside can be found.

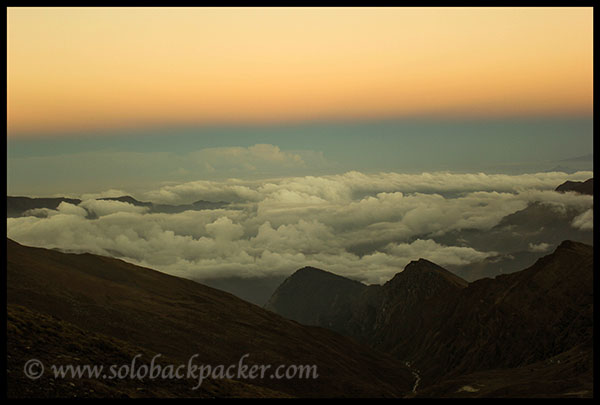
[7,239,414,398]
[265,266,368,331]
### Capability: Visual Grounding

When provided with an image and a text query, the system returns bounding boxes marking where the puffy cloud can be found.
[188,144,307,173]
[6,170,593,284]
[139,170,593,205]
[384,239,497,267]
[79,199,150,217]
[572,209,593,230]
[143,179,263,204]
[528,242,552,253]
[205,217,244,241]
[8,144,333,198]
[56,202,88,217]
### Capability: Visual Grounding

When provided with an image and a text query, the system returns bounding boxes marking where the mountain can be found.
[415,342,593,398]
[345,178,593,284]
[266,241,593,397]
[545,165,577,174]
[151,200,228,214]
[266,260,471,351]
[7,304,285,398]
[199,275,288,307]
[7,195,229,217]
[435,200,593,281]
[559,153,593,162]
[265,267,368,332]
[410,241,593,384]
[7,239,414,398]
[98,196,153,207]
[555,178,593,195]
[7,196,82,217]
[99,195,229,214]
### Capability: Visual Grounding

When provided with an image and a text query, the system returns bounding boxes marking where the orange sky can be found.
[7,7,593,136]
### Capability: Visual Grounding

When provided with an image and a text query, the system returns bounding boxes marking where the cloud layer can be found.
[7,170,593,284]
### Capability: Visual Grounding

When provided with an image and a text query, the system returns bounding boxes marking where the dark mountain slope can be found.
[415,341,593,398]
[363,259,468,355]
[98,196,153,207]
[555,178,593,195]
[7,304,286,398]
[7,239,414,398]
[409,241,593,385]
[265,266,368,332]
[266,260,469,349]
[199,275,288,307]
[266,241,593,396]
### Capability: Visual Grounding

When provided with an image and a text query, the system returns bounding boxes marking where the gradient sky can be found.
[6,7,594,196]
[7,7,593,136]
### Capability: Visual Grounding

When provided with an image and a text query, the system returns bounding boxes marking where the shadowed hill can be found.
[265,266,368,331]
[266,241,593,397]
[7,304,288,398]
[265,259,469,344]
[7,239,414,398]
[409,241,593,385]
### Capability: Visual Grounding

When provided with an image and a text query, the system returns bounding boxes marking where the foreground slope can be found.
[7,304,286,398]
[7,239,414,398]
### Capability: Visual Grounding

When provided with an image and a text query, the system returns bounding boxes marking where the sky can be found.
[8,7,592,135]
[6,7,595,196]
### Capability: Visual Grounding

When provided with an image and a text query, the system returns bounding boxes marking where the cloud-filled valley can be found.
[7,170,593,285]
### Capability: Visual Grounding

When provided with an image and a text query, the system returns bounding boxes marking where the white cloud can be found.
[572,209,593,231]
[56,202,88,217]
[188,144,307,173]
[6,170,593,284]
[205,217,245,241]
[528,242,552,253]
[385,239,497,267]
[79,199,150,217]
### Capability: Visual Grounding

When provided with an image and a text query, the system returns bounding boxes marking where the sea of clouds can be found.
[7,170,593,284]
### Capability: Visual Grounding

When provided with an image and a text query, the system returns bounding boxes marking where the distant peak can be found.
[387,258,468,289]
[558,240,576,249]
[404,258,447,272]
[555,240,589,252]
[293,266,331,276]
[289,266,365,286]
[555,178,593,195]
[98,196,151,206]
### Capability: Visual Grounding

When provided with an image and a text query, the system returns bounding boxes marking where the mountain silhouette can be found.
[555,178,593,195]
[266,241,593,397]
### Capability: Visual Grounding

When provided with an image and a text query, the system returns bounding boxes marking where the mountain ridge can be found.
[266,240,593,396]
[555,178,593,195]
[7,195,229,217]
